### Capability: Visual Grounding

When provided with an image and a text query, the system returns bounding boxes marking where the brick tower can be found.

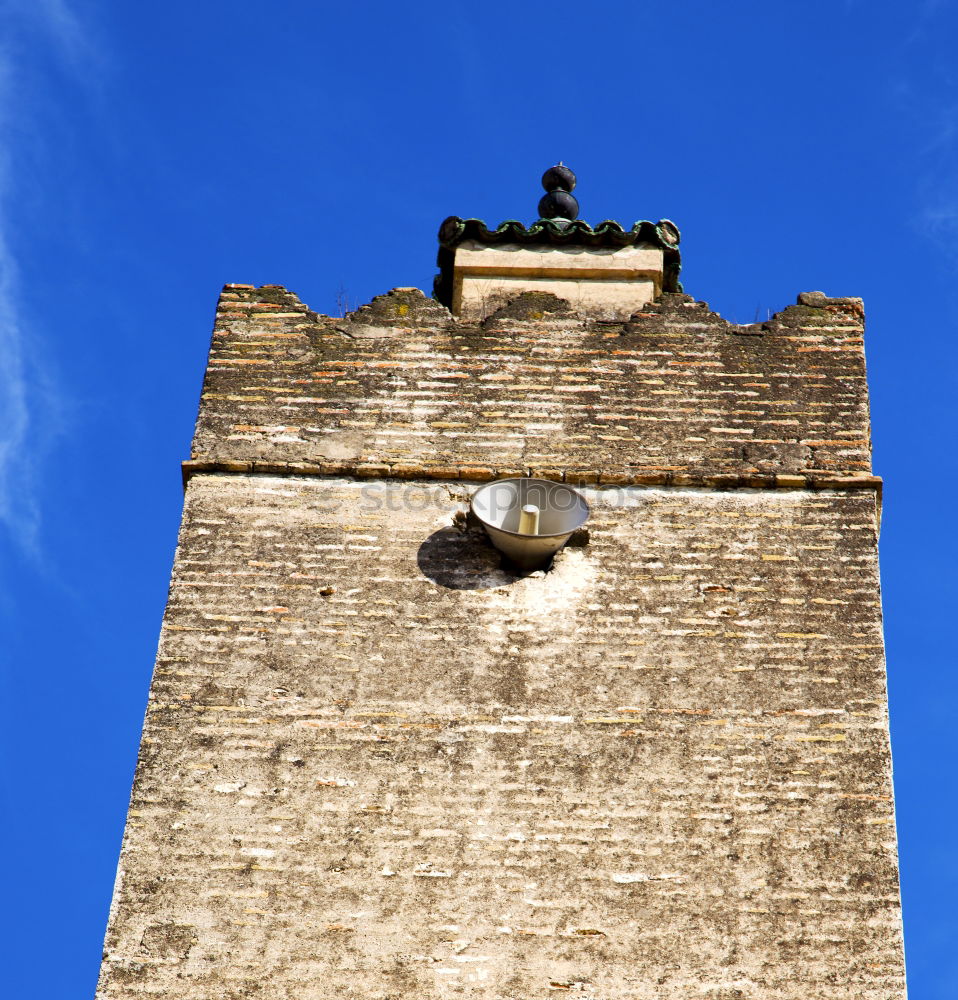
[96,168,906,999]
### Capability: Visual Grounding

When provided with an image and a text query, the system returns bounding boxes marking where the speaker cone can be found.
[470,478,590,570]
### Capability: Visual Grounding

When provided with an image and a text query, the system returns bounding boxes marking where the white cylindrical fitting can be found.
[518,504,540,536]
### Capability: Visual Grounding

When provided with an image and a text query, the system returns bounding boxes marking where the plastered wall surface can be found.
[450,242,664,321]
[97,475,903,1000]
[455,274,658,322]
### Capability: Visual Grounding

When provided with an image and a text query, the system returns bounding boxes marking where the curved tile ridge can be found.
[438,216,681,250]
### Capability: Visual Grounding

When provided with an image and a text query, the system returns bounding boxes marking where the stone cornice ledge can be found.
[182,459,881,495]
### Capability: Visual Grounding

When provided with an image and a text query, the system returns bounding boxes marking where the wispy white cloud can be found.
[0,1,97,555]
[0,31,40,552]
[904,0,953,45]
[913,101,958,267]
[28,0,93,67]
[880,1,958,273]
[843,0,949,46]
[0,223,39,551]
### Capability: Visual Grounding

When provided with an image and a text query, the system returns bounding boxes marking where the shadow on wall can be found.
[416,527,525,591]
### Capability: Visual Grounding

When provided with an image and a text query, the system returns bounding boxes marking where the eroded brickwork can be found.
[190,285,873,488]
[97,280,904,999]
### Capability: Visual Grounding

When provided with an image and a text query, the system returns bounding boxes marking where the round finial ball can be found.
[541,164,576,193]
[538,189,579,221]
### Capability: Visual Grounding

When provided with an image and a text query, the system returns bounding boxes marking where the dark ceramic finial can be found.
[538,163,579,221]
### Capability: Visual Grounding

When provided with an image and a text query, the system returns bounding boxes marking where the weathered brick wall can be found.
[97,278,904,999]
[190,285,873,487]
[97,476,903,1000]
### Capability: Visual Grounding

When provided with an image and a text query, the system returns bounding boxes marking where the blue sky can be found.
[0,1,955,995]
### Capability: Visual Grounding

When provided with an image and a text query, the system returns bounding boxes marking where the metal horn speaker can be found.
[470,478,590,571]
